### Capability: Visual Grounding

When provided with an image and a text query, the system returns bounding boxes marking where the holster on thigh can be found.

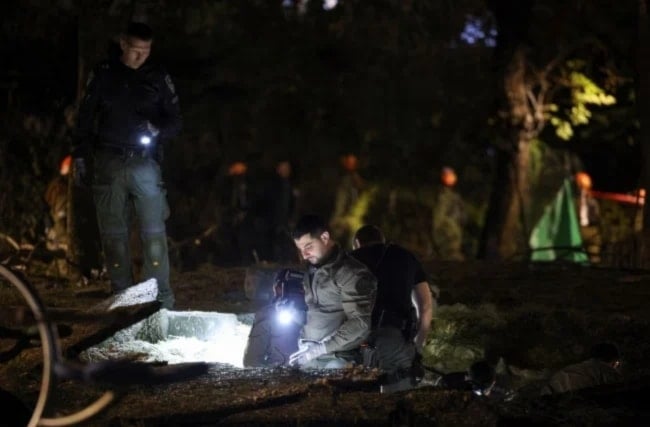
[361,342,378,368]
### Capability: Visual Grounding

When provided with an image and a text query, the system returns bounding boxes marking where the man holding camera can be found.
[289,214,376,369]
[73,22,181,309]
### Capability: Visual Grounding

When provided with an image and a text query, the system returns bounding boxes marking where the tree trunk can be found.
[499,134,531,259]
[479,47,534,260]
[478,148,509,260]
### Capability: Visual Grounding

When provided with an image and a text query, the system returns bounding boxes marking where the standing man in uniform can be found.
[432,167,466,260]
[72,22,181,309]
[289,214,376,369]
[268,159,298,263]
[351,225,436,392]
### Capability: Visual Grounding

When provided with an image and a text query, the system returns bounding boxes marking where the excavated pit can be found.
[81,310,255,368]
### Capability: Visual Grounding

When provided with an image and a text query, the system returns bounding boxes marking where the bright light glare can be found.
[277,309,294,325]
[323,0,338,10]
[140,135,152,145]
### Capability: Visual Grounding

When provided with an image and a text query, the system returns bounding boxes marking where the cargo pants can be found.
[92,149,174,309]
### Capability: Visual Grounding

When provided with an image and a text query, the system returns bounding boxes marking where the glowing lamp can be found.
[60,155,72,176]
[575,172,592,190]
[228,161,248,176]
[441,167,457,187]
[341,154,359,172]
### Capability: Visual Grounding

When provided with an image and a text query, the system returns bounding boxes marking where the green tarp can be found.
[529,179,589,263]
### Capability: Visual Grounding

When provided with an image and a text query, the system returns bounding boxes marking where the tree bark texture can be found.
[480,47,534,260]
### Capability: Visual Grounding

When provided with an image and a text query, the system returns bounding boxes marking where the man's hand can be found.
[289,340,326,366]
[73,158,86,186]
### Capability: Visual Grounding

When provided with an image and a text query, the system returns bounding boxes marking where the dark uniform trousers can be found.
[92,148,174,309]
[367,326,416,378]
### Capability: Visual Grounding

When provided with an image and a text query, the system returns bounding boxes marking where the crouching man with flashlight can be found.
[289,215,376,369]
[72,22,181,309]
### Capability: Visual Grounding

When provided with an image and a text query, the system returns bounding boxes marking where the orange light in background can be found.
[590,189,646,206]
[575,171,592,190]
[441,167,457,187]
[228,161,248,176]
[637,188,646,205]
[60,155,72,176]
[341,154,358,172]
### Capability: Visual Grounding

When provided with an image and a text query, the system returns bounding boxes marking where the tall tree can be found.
[479,0,624,259]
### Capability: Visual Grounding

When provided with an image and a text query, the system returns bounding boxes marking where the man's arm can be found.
[411,281,435,351]
[154,70,182,140]
[322,263,376,353]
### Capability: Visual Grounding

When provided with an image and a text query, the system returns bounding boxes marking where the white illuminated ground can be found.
[83,311,253,368]
[83,280,256,367]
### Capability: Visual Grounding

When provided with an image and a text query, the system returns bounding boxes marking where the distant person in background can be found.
[574,172,602,264]
[540,342,623,395]
[268,159,299,263]
[235,154,273,264]
[330,154,365,246]
[432,167,466,260]
[223,161,254,265]
[60,103,102,285]
[44,155,73,278]
[351,225,436,393]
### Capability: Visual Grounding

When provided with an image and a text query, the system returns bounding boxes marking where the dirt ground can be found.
[2,260,650,426]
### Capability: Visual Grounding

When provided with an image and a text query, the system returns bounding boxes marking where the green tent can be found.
[529,179,589,263]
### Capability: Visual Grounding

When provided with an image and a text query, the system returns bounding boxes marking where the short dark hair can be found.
[126,22,153,41]
[354,225,385,247]
[590,342,620,363]
[291,214,328,240]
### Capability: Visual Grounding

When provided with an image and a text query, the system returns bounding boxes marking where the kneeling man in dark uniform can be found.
[351,225,436,392]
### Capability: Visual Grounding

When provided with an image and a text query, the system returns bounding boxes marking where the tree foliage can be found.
[0,0,643,261]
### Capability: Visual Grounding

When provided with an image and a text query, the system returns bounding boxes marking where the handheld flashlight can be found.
[276,308,294,326]
[140,135,152,145]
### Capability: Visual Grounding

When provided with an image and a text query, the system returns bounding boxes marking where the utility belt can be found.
[95,143,156,159]
[374,309,416,338]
